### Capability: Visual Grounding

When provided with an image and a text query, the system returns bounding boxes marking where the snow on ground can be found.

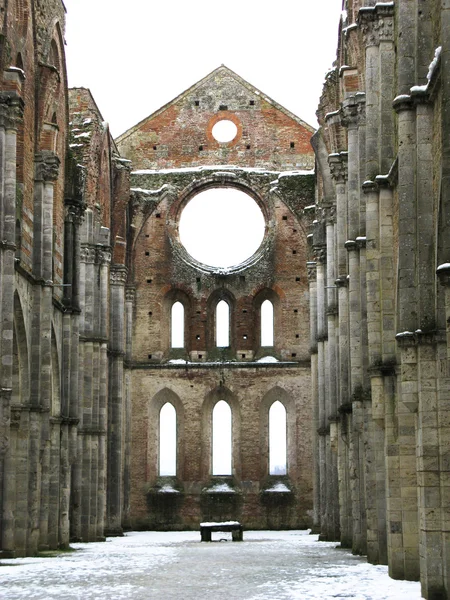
[0,530,423,600]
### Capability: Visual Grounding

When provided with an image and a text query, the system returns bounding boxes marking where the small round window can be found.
[212,120,238,143]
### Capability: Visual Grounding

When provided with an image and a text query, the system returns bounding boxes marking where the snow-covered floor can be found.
[0,530,423,599]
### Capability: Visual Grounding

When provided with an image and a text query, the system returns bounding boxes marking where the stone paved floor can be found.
[0,530,423,599]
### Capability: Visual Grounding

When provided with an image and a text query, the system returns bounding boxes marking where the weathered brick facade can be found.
[118,66,316,529]
[117,67,314,172]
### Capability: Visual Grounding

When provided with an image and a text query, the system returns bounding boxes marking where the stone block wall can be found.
[311,2,450,599]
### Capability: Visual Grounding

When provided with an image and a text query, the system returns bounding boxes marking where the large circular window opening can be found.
[212,120,238,143]
[179,188,265,269]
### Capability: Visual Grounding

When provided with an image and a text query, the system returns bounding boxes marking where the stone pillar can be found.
[391,94,420,582]
[362,179,389,567]
[0,92,23,557]
[342,91,368,557]
[28,151,60,552]
[106,266,127,535]
[328,153,352,547]
[325,207,340,541]
[97,248,110,541]
[68,212,82,542]
[436,267,450,600]
[308,262,320,533]
[60,204,84,548]
[123,286,135,529]
[328,153,349,410]
[315,244,328,538]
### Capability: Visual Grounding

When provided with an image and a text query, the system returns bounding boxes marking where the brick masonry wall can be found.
[117,67,315,172]
[129,365,312,530]
[123,66,316,529]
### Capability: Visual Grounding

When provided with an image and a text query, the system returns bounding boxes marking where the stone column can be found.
[0,92,23,557]
[328,153,349,410]
[315,243,328,538]
[436,267,450,600]
[308,262,320,533]
[123,286,135,529]
[97,248,111,541]
[106,266,127,535]
[68,211,82,542]
[391,94,420,582]
[328,153,352,547]
[28,151,60,552]
[325,206,340,541]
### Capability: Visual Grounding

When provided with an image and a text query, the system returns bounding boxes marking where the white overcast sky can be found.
[63,0,343,139]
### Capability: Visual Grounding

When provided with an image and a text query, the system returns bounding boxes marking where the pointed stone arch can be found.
[253,288,282,357]
[259,386,296,478]
[51,324,61,417]
[12,292,30,405]
[201,386,241,479]
[162,288,191,356]
[148,388,185,482]
[206,289,236,355]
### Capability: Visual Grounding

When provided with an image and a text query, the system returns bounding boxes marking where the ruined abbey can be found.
[0,0,449,599]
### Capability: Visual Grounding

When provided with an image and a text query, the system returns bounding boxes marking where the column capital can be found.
[358,4,394,47]
[0,92,24,130]
[110,265,127,285]
[66,202,85,225]
[35,151,60,182]
[80,246,96,264]
[328,152,348,183]
[307,261,317,282]
[96,247,112,265]
[324,205,336,225]
[341,94,366,129]
[313,245,327,264]
[126,286,136,302]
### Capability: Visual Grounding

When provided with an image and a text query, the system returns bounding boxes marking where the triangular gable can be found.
[116,65,315,145]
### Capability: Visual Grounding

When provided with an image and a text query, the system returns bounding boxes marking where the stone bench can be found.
[200,521,243,542]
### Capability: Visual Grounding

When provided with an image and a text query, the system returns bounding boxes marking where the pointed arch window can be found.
[171,301,184,348]
[159,402,177,476]
[212,400,232,475]
[261,299,274,346]
[216,300,230,347]
[269,401,287,475]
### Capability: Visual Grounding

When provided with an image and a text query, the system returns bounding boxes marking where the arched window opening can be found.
[212,400,232,475]
[216,300,229,347]
[261,299,274,346]
[49,39,59,69]
[159,402,176,476]
[171,301,184,348]
[269,401,287,475]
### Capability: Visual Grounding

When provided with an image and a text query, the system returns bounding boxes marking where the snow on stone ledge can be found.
[200,521,240,527]
[257,356,279,363]
[158,484,180,494]
[132,165,314,177]
[437,263,450,271]
[205,483,236,493]
[264,482,291,493]
[428,46,442,82]
[131,184,172,196]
